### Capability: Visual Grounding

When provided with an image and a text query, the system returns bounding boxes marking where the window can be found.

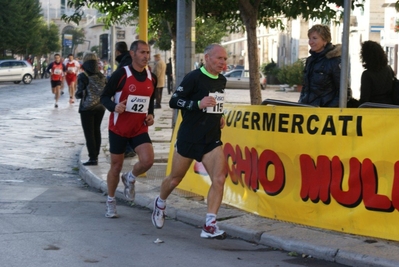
[229,71,242,78]
[11,61,24,68]
[0,62,11,68]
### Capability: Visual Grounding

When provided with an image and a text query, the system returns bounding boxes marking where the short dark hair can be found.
[130,40,148,52]
[115,41,128,53]
[68,53,73,57]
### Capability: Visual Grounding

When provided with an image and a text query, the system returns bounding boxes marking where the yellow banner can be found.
[169,104,399,241]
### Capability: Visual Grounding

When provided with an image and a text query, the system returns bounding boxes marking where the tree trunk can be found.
[238,0,262,105]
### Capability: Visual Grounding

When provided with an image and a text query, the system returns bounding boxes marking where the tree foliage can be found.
[63,0,364,104]
[152,17,228,53]
[194,17,229,53]
[0,0,60,57]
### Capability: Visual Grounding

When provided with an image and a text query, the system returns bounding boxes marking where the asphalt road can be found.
[0,79,347,267]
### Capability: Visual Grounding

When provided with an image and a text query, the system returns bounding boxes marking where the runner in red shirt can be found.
[46,54,67,108]
[64,54,80,104]
[100,40,156,218]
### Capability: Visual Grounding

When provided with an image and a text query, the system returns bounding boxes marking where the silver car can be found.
[224,69,266,90]
[0,60,34,84]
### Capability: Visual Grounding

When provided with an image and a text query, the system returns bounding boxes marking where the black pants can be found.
[80,109,105,160]
[155,87,163,107]
[167,75,173,94]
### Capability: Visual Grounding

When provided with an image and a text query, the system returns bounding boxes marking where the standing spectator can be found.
[98,59,104,74]
[75,53,106,166]
[151,44,228,239]
[359,40,394,105]
[46,54,67,108]
[103,60,112,81]
[166,57,173,94]
[32,56,40,79]
[41,58,48,79]
[298,24,341,107]
[153,54,166,108]
[115,41,132,69]
[100,40,157,218]
[26,55,32,65]
[64,54,80,104]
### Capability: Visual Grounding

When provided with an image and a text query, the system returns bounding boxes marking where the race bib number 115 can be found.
[207,92,225,114]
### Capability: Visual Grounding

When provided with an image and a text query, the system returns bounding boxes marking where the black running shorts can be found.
[109,130,152,155]
[175,138,223,162]
[51,80,62,88]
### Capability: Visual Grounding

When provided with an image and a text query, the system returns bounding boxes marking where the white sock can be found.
[107,196,115,202]
[127,171,136,182]
[206,213,217,226]
[156,196,166,209]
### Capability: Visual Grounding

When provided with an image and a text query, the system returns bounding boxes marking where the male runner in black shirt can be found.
[152,44,228,239]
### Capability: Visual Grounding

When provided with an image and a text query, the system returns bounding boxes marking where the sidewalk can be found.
[78,86,399,267]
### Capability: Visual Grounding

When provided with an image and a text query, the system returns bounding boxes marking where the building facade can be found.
[40,0,138,61]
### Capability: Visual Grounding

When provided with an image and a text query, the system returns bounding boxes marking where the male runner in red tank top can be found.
[64,54,80,104]
[100,40,157,218]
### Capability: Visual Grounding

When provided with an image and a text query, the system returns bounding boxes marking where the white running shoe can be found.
[152,197,165,229]
[105,199,119,218]
[200,221,226,239]
[121,172,135,201]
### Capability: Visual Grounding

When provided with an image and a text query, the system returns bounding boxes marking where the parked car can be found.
[0,60,34,84]
[224,69,266,90]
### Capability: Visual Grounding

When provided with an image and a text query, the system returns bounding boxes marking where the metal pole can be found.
[339,0,351,108]
[176,0,186,90]
[47,0,50,29]
[110,25,115,71]
[174,0,195,128]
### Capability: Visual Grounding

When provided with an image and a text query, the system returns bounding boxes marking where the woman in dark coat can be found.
[75,53,106,166]
[359,40,394,105]
[299,24,342,107]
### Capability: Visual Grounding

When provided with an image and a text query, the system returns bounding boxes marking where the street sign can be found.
[64,34,73,47]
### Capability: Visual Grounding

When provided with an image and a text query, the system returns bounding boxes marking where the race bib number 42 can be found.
[125,95,150,113]
[53,69,62,75]
[207,92,225,114]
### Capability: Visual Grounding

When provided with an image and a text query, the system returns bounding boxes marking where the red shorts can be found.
[65,74,77,85]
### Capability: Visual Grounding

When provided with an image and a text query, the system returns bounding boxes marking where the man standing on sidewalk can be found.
[166,57,173,94]
[115,41,132,69]
[100,40,157,218]
[152,44,228,239]
[153,54,166,108]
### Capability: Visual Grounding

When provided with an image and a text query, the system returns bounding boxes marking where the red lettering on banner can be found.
[299,155,331,203]
[391,161,399,210]
[300,155,395,212]
[330,157,362,207]
[224,143,399,212]
[224,143,285,195]
[258,149,285,195]
[361,158,393,211]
